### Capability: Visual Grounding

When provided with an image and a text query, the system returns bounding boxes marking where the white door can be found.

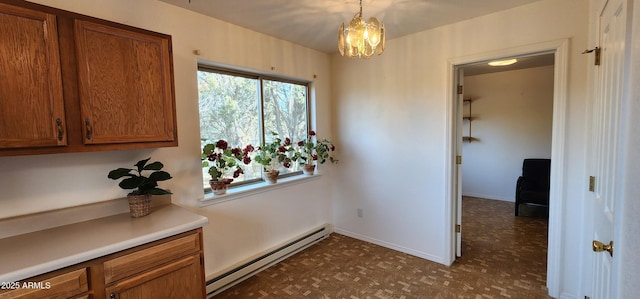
[455,68,464,257]
[590,0,627,297]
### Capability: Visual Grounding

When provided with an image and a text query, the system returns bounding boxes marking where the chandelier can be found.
[338,0,385,59]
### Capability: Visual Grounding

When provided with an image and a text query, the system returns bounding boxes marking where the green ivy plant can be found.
[108,158,173,196]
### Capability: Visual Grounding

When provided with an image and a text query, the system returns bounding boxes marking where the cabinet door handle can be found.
[110,293,116,299]
[85,118,93,140]
[56,118,64,141]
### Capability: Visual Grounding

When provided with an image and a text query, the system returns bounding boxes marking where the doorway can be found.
[445,39,570,298]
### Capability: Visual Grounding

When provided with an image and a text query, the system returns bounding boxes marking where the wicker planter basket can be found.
[127,194,151,218]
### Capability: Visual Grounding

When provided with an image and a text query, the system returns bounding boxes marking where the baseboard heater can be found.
[206,224,331,297]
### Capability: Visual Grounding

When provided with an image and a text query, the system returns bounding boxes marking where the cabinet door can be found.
[74,20,176,145]
[0,268,88,299]
[0,4,66,149]
[105,254,204,299]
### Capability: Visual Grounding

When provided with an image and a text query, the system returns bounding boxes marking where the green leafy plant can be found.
[202,139,253,181]
[108,158,172,196]
[294,130,337,165]
[253,132,295,172]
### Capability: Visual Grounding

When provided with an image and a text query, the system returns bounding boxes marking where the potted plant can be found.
[108,157,172,217]
[202,139,253,195]
[253,132,294,184]
[295,130,337,175]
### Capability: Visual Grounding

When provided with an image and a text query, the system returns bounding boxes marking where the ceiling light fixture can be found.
[338,0,385,59]
[488,59,518,66]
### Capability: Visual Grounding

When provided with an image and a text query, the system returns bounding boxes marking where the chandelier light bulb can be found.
[338,0,385,59]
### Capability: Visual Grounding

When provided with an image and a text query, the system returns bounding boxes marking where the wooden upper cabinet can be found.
[74,20,176,145]
[0,3,66,149]
[0,0,177,156]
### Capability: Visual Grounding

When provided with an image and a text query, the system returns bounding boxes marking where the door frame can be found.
[444,38,569,297]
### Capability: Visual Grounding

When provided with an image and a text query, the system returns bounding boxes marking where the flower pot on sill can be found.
[128,194,151,218]
[265,170,279,184]
[302,164,316,175]
[210,179,231,196]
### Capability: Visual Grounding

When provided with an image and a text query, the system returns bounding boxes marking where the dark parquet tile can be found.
[215,197,551,298]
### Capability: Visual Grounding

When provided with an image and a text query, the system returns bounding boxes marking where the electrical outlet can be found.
[357,208,363,218]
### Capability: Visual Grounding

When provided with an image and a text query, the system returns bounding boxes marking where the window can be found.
[197,65,309,190]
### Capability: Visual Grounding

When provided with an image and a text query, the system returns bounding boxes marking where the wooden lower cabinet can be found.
[0,229,205,299]
[105,254,202,299]
[0,268,88,299]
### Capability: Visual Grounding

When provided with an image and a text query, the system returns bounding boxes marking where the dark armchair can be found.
[515,159,551,216]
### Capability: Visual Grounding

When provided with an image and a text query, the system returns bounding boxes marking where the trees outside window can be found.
[197,66,309,190]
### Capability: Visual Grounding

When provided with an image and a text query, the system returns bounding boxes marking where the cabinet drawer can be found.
[0,268,88,299]
[103,232,200,284]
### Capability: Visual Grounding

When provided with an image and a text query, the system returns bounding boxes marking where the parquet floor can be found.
[215,197,551,298]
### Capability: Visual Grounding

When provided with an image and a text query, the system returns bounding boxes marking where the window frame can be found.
[197,64,312,193]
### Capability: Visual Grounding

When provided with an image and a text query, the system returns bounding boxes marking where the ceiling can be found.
[463,53,555,76]
[159,0,545,54]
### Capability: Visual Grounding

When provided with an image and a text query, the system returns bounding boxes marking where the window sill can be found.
[198,174,322,207]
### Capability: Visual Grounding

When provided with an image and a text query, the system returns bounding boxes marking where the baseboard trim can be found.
[333,228,447,265]
[205,224,332,297]
[462,192,514,202]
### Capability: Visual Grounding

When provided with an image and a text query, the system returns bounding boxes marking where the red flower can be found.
[330,145,336,151]
[312,154,318,161]
[284,138,291,146]
[309,130,316,136]
[231,148,241,156]
[243,144,255,154]
[243,156,251,165]
[283,162,291,168]
[216,139,228,150]
[297,140,304,146]
[278,146,286,153]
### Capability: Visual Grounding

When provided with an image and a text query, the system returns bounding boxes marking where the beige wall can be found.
[331,0,588,297]
[462,66,554,201]
[0,0,599,297]
[0,0,334,278]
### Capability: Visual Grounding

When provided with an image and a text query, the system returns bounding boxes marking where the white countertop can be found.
[0,204,208,282]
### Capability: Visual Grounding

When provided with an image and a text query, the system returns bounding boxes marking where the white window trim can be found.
[198,174,322,207]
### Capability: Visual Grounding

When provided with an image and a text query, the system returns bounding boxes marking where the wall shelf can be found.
[463,99,475,142]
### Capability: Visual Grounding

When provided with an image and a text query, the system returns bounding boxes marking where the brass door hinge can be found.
[455,224,461,233]
[457,85,463,95]
[582,47,600,66]
[456,155,462,165]
[589,176,596,192]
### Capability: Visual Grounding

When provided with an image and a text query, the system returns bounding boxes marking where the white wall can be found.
[462,66,554,201]
[331,0,588,297]
[0,0,334,278]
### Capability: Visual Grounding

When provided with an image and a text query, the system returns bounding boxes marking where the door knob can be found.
[592,240,613,257]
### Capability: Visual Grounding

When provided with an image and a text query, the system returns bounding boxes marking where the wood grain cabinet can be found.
[0,268,89,299]
[103,231,203,299]
[74,20,176,146]
[0,4,67,149]
[0,0,177,156]
[0,229,205,299]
